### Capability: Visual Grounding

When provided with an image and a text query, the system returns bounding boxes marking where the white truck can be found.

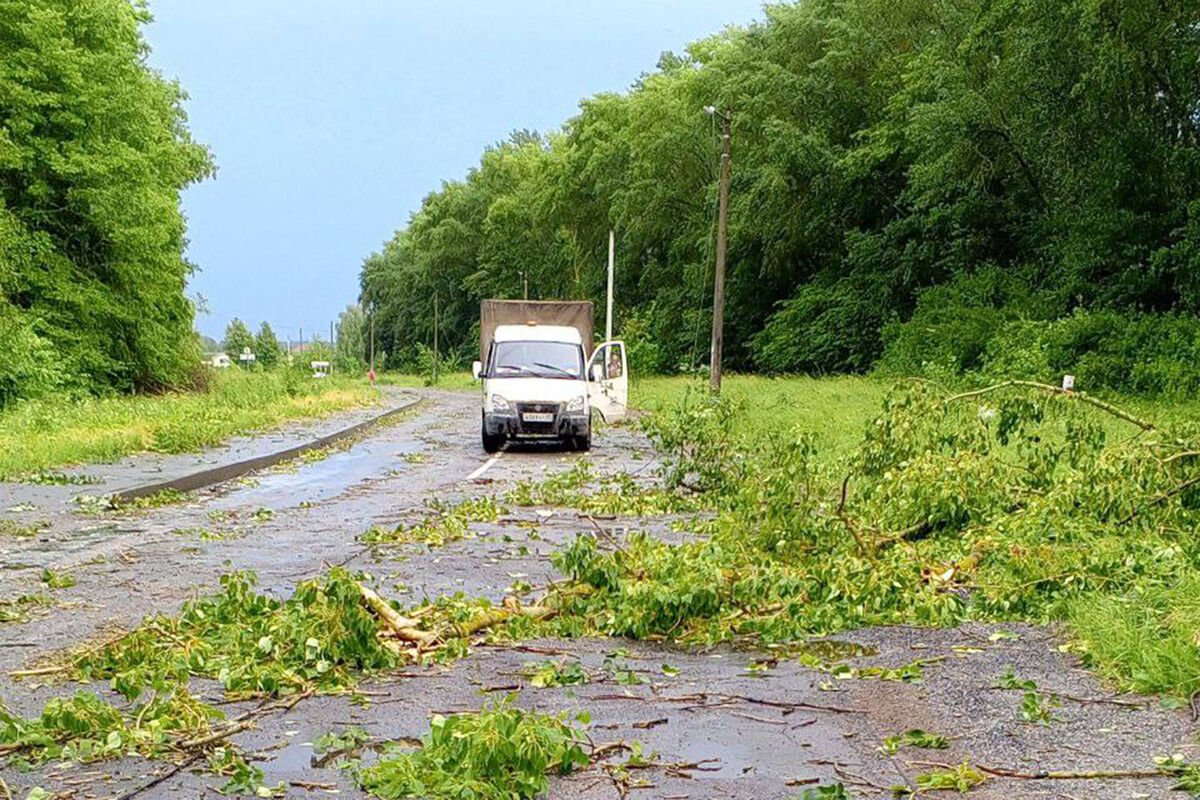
[472,300,627,453]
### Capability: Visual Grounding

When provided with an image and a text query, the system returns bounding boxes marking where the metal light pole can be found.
[606,230,615,342]
[705,105,732,394]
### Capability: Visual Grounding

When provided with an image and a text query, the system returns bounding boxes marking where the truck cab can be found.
[473,311,627,453]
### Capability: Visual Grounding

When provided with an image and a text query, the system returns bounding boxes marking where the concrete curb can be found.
[112,393,423,503]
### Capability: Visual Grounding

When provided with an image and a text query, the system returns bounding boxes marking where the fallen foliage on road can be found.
[352,698,590,800]
[548,381,1200,699]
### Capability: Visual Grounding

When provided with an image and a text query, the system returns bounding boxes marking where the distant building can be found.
[210,352,232,369]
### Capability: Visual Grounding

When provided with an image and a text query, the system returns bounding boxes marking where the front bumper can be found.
[485,403,589,439]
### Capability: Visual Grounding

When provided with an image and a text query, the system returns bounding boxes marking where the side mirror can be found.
[588,364,599,382]
[472,361,483,381]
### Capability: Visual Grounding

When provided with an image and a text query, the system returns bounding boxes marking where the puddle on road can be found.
[0,523,148,571]
[206,432,429,513]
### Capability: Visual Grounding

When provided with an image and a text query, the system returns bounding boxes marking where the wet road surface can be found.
[0,389,1194,798]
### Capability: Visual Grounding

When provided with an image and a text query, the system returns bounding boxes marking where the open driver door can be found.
[587,341,628,422]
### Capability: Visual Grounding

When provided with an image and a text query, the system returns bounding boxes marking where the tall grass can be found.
[374,371,477,392]
[633,374,890,461]
[0,370,379,479]
[634,374,1200,462]
[1069,580,1200,698]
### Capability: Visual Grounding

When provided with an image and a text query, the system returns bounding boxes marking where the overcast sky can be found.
[143,1,766,342]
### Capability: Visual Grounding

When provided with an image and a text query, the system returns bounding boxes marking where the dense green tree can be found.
[335,304,366,371]
[222,319,254,364]
[254,322,281,369]
[0,0,213,404]
[361,0,1200,377]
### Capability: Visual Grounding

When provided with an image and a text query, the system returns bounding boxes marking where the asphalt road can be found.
[0,390,1193,799]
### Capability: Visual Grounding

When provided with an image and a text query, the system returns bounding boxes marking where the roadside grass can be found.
[375,371,476,391]
[633,374,890,461]
[1068,579,1200,698]
[0,370,379,480]
[633,373,1200,461]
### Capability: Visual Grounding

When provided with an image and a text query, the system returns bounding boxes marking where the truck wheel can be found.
[482,415,504,453]
[574,430,592,452]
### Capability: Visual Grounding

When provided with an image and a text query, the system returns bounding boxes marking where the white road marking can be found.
[466,454,501,481]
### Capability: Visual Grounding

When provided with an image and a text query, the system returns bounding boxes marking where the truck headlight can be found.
[490,394,512,414]
[566,395,585,413]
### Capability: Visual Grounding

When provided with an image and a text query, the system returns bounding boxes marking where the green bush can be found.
[977,311,1200,396]
[751,275,891,374]
[876,269,1033,377]
[880,270,1200,396]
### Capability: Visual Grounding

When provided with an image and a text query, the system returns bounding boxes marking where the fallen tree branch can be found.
[836,475,876,562]
[942,380,1157,432]
[113,754,203,800]
[907,759,1167,781]
[977,764,1166,781]
[1118,474,1200,526]
[357,583,438,646]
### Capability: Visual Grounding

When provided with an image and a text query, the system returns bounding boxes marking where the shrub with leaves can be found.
[354,699,589,800]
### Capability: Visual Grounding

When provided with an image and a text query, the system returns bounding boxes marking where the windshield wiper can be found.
[532,362,577,378]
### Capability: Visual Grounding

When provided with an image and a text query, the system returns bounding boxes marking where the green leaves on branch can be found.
[354,699,590,800]
[73,569,402,699]
[546,381,1200,700]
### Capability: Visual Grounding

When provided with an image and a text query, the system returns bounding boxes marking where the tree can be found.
[359,0,1200,378]
[222,319,255,365]
[0,0,213,404]
[335,305,367,371]
[254,323,281,368]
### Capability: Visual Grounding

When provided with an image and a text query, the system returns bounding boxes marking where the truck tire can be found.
[482,414,504,453]
[574,430,592,452]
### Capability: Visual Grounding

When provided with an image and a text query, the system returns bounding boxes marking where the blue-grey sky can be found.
[143,1,766,343]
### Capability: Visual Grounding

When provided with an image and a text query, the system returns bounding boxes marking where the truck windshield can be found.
[491,341,583,379]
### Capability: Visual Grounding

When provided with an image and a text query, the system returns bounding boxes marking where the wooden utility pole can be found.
[369,311,375,373]
[433,291,440,384]
[709,112,731,394]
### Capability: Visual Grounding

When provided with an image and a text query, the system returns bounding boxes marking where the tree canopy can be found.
[254,322,281,368]
[222,319,254,363]
[0,0,213,405]
[360,0,1200,378]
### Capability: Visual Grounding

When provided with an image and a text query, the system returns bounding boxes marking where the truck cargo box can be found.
[480,300,594,363]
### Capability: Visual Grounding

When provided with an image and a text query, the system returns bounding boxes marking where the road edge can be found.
[112,392,423,503]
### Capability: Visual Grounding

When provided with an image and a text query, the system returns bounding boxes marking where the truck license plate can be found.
[522,412,554,423]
